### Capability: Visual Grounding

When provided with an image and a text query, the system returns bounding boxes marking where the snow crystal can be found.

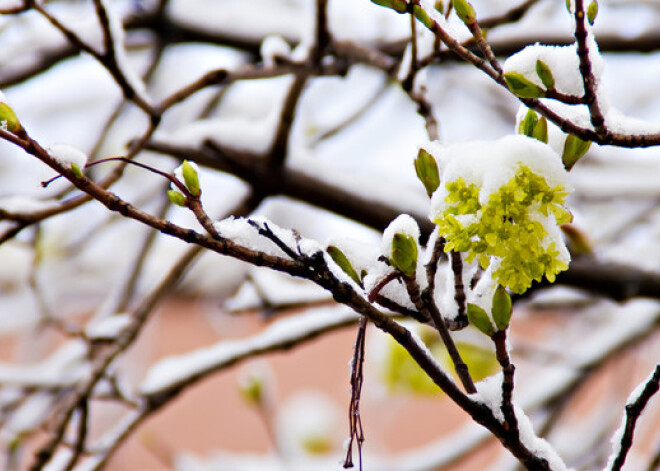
[47,143,88,170]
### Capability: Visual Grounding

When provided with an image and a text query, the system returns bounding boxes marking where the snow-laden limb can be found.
[0,340,90,389]
[605,364,660,471]
[140,306,359,395]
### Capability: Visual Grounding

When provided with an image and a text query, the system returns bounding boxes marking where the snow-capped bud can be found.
[391,233,418,277]
[467,303,495,337]
[518,109,538,137]
[327,245,362,286]
[70,163,84,178]
[413,5,434,29]
[414,148,440,197]
[587,0,598,25]
[167,189,187,207]
[0,102,21,133]
[535,60,555,90]
[492,285,512,331]
[453,0,476,24]
[181,160,200,197]
[532,116,548,144]
[562,134,591,170]
[371,0,408,13]
[504,72,546,99]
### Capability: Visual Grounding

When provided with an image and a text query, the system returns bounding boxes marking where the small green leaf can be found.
[181,160,201,197]
[535,60,555,90]
[587,0,598,25]
[562,134,591,170]
[532,116,548,143]
[467,303,495,337]
[413,5,434,29]
[70,163,84,178]
[518,109,538,137]
[327,245,362,286]
[371,0,408,13]
[414,148,440,197]
[391,233,418,277]
[434,0,444,13]
[453,0,476,24]
[504,72,546,99]
[491,285,512,331]
[0,102,21,133]
[167,189,187,207]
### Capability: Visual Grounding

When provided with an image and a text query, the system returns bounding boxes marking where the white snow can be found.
[140,306,359,395]
[47,142,88,170]
[260,34,291,66]
[85,312,132,340]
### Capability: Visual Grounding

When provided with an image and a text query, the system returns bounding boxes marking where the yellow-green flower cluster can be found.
[434,165,571,294]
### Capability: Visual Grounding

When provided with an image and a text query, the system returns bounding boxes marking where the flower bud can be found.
[504,72,546,99]
[491,285,512,331]
[181,160,201,197]
[167,189,187,207]
[587,0,598,25]
[467,303,495,337]
[0,102,21,133]
[391,233,418,277]
[70,163,84,178]
[414,148,440,197]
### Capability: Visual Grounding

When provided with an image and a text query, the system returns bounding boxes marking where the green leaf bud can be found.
[413,5,434,29]
[535,60,555,91]
[181,160,201,197]
[0,102,21,133]
[562,134,591,170]
[467,303,495,337]
[587,0,598,25]
[167,189,187,207]
[414,148,440,197]
[532,116,548,143]
[70,163,84,178]
[434,0,444,13]
[492,285,512,331]
[518,109,538,137]
[327,245,362,286]
[391,233,418,277]
[453,0,476,24]
[371,0,408,13]
[504,72,546,99]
